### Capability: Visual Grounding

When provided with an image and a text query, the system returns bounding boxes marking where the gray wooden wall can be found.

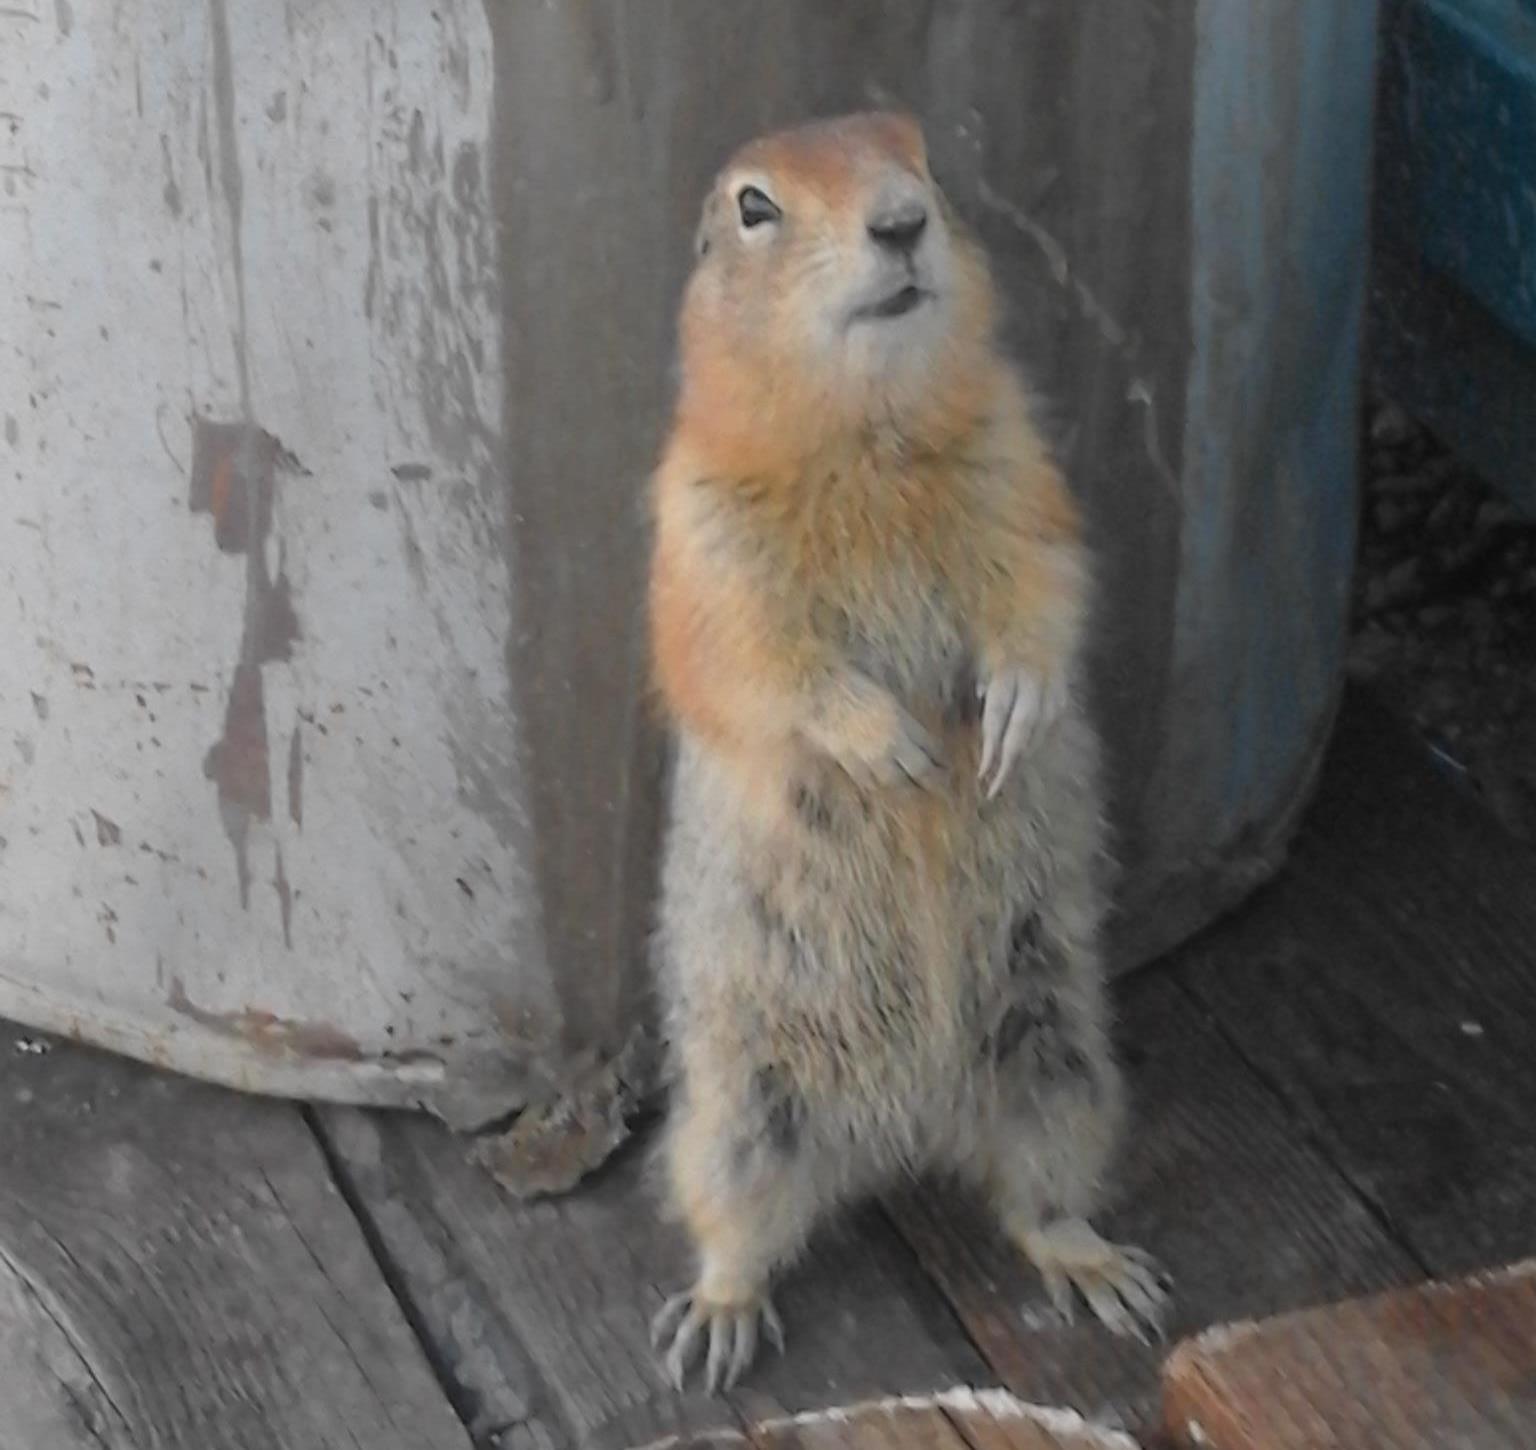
[0,0,1377,1125]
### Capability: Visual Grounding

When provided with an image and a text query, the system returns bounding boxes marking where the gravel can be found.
[1349,388,1536,842]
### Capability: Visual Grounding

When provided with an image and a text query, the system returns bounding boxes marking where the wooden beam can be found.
[1161,1259,1536,1449]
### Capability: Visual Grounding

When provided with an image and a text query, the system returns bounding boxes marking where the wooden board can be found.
[1181,692,1536,1277]
[0,1034,470,1450]
[884,973,1416,1434]
[317,1108,989,1450]
[1161,1258,1536,1449]
[624,1388,1142,1450]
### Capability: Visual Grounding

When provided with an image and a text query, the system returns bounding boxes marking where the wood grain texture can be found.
[623,1389,1140,1450]
[1181,691,1536,1277]
[317,1108,989,1450]
[756,1396,1135,1450]
[0,1036,470,1450]
[1162,1258,1536,1450]
[885,972,1416,1434]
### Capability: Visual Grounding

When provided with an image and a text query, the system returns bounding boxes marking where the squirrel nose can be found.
[867,200,928,253]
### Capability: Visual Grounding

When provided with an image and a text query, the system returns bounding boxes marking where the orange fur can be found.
[648,112,1085,776]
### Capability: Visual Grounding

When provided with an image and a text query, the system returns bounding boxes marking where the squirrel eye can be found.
[737,185,782,229]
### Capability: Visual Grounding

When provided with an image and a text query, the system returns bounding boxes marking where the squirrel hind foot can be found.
[1016,1217,1172,1344]
[652,1286,785,1394]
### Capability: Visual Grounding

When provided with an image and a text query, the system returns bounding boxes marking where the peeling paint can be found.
[203,662,269,906]
[190,420,275,557]
[1,0,540,1125]
[191,419,302,909]
[372,100,497,491]
[92,810,121,847]
[168,976,361,1060]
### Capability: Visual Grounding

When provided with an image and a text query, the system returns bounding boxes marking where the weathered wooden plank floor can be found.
[0,1035,471,1450]
[3,688,1534,1449]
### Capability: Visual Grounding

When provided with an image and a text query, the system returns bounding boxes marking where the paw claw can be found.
[883,714,945,791]
[1039,1264,1076,1325]
[704,1316,730,1396]
[726,1310,758,1389]
[1019,1219,1171,1344]
[654,1287,782,1394]
[650,1291,691,1350]
[764,1298,785,1354]
[977,665,1065,796]
[663,1301,707,1390]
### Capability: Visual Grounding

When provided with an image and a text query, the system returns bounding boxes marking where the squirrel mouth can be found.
[854,284,928,322]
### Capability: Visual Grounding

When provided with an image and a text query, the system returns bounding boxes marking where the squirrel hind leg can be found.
[970,970,1171,1341]
[977,1108,1172,1342]
[974,1056,1171,1343]
[654,1070,826,1392]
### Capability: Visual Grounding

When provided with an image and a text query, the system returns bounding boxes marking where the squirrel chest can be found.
[734,455,984,730]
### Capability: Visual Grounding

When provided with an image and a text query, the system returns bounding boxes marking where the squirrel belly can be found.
[656,678,1119,1175]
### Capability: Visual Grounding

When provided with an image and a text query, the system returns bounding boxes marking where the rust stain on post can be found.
[167,976,361,1060]
[190,418,303,911]
[205,663,270,818]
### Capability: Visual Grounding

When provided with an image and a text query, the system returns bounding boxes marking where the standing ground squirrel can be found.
[646,111,1169,1393]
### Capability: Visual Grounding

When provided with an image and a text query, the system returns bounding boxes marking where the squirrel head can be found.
[676,112,997,463]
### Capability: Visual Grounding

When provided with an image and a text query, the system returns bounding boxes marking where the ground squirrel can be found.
[646,111,1169,1393]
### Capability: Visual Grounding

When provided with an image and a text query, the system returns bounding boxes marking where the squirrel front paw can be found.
[862,706,945,790]
[977,664,1066,798]
[811,676,946,790]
